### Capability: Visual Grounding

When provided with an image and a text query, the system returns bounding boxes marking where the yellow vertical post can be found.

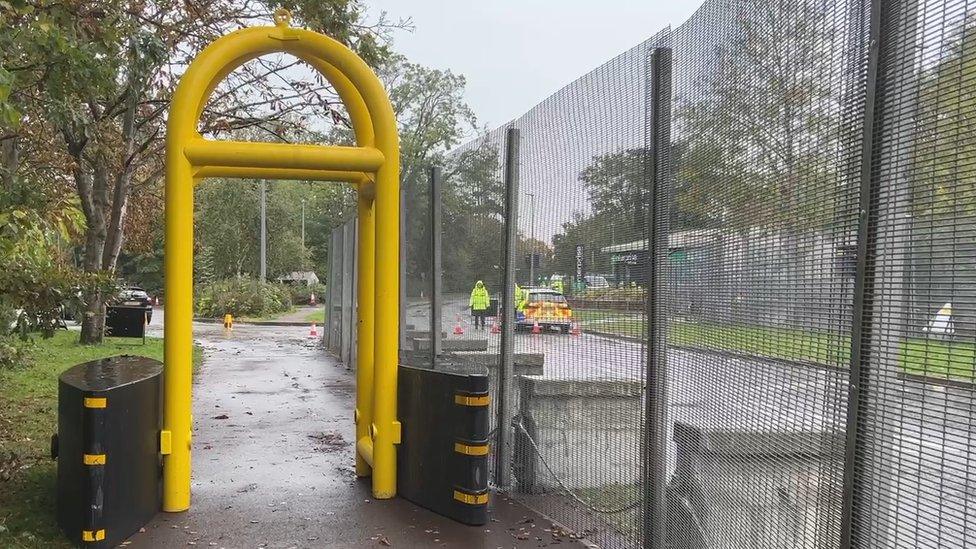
[355,187,375,477]
[162,115,194,513]
[371,130,400,499]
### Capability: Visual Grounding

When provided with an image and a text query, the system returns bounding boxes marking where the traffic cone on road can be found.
[309,322,319,338]
[531,319,542,334]
[490,317,501,334]
[570,321,582,336]
[453,314,465,335]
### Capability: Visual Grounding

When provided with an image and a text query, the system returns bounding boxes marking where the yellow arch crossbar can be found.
[163,11,399,511]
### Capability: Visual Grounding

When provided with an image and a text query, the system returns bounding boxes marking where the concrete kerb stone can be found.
[411,337,488,352]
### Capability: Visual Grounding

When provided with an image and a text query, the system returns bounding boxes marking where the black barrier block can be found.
[398,365,489,525]
[105,306,149,338]
[56,356,162,548]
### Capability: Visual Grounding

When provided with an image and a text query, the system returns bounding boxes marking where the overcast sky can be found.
[365,1,703,131]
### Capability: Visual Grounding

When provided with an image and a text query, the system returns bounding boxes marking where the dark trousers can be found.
[472,310,487,329]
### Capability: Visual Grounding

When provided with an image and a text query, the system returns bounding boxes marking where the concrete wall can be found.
[666,421,845,549]
[513,377,643,492]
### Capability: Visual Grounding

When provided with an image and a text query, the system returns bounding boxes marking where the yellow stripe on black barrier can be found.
[454,394,489,407]
[82,529,106,542]
[454,442,489,456]
[83,397,107,409]
[83,454,106,465]
[453,490,489,505]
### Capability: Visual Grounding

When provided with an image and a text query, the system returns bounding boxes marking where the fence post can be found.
[399,186,408,351]
[840,0,884,545]
[643,46,671,549]
[495,127,520,489]
[429,166,443,366]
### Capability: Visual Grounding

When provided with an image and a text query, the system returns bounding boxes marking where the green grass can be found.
[575,309,976,382]
[668,321,850,365]
[0,331,202,548]
[574,483,642,539]
[304,309,325,323]
[899,338,976,382]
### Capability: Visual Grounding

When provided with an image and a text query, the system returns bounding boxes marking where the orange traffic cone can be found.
[490,317,501,334]
[453,314,465,335]
[309,322,319,338]
[531,319,542,334]
[570,321,582,336]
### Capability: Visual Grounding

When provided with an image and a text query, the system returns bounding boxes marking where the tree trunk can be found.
[74,150,111,344]
[80,295,105,344]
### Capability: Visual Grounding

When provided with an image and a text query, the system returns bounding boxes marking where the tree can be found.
[378,56,480,294]
[673,0,843,232]
[908,16,976,338]
[2,0,401,343]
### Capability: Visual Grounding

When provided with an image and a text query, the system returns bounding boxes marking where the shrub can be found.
[194,279,293,318]
[286,282,326,305]
[0,335,33,369]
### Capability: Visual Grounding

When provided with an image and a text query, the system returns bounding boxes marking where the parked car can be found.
[517,288,573,333]
[584,275,611,289]
[113,286,153,323]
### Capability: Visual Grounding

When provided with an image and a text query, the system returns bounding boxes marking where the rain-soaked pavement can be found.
[128,310,585,548]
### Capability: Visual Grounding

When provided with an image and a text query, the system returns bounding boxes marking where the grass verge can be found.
[304,309,325,324]
[0,331,202,548]
[576,309,975,382]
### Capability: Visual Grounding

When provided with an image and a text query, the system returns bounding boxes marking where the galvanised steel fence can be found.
[324,0,976,546]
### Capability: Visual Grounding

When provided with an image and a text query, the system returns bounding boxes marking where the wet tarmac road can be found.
[130,312,586,548]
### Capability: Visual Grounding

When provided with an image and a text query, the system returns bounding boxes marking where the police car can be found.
[517,288,573,333]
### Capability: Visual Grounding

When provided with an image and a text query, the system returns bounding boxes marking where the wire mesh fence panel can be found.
[848,0,976,546]
[436,127,509,481]
[490,29,669,549]
[434,0,976,546]
[400,165,434,367]
[661,0,865,547]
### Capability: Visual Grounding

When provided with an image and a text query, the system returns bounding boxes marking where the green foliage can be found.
[286,282,326,304]
[672,0,841,232]
[0,335,33,370]
[194,278,293,318]
[0,177,114,340]
[195,178,354,282]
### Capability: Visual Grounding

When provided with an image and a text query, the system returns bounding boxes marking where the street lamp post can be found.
[260,180,267,282]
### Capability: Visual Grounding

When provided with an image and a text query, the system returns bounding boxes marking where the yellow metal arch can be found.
[163,12,399,512]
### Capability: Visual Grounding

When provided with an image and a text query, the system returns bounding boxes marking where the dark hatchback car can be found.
[114,286,153,323]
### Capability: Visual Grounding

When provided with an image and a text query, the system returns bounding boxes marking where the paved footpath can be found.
[129,316,582,548]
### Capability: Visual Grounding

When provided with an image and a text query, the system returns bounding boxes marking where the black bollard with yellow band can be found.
[55,356,163,547]
[397,364,490,525]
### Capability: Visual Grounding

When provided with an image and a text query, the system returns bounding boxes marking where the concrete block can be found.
[514,377,643,492]
[665,421,844,549]
[404,329,447,340]
[412,337,488,352]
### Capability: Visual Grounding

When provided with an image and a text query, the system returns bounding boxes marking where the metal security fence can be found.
[322,0,976,546]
